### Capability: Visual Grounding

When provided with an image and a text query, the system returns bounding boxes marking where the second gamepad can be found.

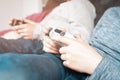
[9,19,26,26]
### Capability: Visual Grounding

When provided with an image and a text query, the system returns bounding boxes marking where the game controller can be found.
[9,19,26,26]
[49,28,75,46]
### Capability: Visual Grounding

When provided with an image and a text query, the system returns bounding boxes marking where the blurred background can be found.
[0,0,119,31]
[0,0,47,30]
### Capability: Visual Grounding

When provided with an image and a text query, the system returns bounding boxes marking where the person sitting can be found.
[0,0,97,80]
[52,7,120,80]
[0,6,119,80]
[0,0,96,53]
[1,0,65,39]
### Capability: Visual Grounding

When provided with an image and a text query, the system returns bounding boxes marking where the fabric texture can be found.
[33,0,96,42]
[0,6,119,80]
[88,7,120,80]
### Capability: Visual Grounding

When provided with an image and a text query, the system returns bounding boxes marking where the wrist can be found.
[88,54,102,74]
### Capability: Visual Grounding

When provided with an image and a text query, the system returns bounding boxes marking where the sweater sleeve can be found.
[88,57,120,80]
[88,7,120,80]
[32,23,44,40]
[32,0,96,42]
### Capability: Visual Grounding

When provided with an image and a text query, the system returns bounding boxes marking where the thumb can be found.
[23,19,36,24]
[43,27,52,36]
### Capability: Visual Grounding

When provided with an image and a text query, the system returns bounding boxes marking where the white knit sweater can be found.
[33,0,96,42]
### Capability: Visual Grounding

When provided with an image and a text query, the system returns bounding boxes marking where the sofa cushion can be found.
[90,0,120,25]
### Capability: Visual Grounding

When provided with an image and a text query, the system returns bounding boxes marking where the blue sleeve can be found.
[88,7,120,80]
[88,57,120,80]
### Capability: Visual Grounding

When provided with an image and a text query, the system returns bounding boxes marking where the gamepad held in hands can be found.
[49,28,75,46]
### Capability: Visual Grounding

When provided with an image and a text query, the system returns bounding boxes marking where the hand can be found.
[52,34,102,74]
[43,27,61,54]
[10,19,36,39]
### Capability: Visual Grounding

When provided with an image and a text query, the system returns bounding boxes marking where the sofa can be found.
[90,0,120,24]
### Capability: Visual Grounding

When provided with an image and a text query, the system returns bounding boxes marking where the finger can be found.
[43,41,59,52]
[52,36,74,46]
[19,32,28,38]
[63,61,69,67]
[14,25,25,31]
[16,25,27,34]
[10,22,24,31]
[23,36,31,39]
[59,47,68,54]
[17,29,23,34]
[43,27,52,36]
[11,26,16,31]
[23,19,35,24]
[9,18,17,26]
[44,36,59,48]
[60,54,69,61]
[43,46,58,54]
[9,18,14,26]
[43,36,59,49]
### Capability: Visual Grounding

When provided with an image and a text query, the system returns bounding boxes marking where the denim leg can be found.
[0,53,64,80]
[64,70,88,80]
[0,52,89,80]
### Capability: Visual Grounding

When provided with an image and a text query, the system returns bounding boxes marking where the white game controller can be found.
[49,28,75,46]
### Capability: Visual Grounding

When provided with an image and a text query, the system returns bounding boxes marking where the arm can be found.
[63,0,96,42]
[88,57,120,80]
[33,0,96,41]
[52,35,120,80]
[88,7,120,79]
[52,34,102,74]
[51,6,120,79]
[35,0,96,54]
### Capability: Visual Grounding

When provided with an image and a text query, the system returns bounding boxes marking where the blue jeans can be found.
[0,53,63,80]
[0,7,120,80]
[0,52,87,80]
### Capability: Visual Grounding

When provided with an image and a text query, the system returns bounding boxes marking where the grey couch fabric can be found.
[90,0,120,25]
